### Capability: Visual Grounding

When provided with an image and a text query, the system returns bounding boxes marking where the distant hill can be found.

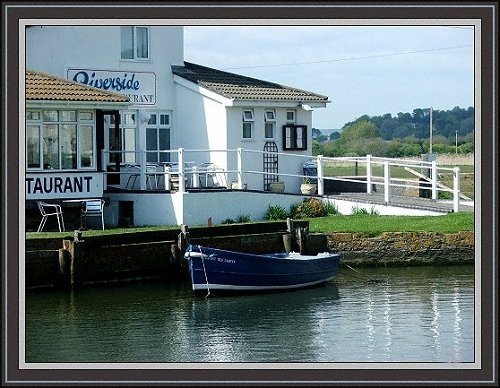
[341,106,474,141]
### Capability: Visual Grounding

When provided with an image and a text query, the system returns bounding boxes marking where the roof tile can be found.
[26,70,129,103]
[172,62,329,102]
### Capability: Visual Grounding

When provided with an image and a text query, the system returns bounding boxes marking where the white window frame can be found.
[264,109,276,139]
[26,109,96,171]
[286,110,296,123]
[120,26,150,61]
[242,109,254,140]
[146,111,171,163]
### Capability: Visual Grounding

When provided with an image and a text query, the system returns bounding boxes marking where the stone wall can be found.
[327,231,474,266]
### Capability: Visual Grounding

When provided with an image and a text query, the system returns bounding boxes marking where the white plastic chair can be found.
[82,199,105,230]
[37,201,65,232]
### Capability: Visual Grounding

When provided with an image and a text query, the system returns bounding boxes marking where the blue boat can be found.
[184,244,340,296]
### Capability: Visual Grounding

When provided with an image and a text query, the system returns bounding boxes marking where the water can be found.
[24,265,475,363]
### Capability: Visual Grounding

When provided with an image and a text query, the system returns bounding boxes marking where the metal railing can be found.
[101,149,463,212]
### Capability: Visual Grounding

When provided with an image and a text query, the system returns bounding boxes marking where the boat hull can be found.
[184,245,340,295]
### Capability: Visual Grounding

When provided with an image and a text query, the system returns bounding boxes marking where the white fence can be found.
[101,149,463,212]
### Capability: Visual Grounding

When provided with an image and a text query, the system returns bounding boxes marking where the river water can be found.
[24,265,475,364]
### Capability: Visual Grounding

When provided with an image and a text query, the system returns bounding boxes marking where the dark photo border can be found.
[2,1,497,386]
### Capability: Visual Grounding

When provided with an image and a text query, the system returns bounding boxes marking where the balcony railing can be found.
[101,149,464,212]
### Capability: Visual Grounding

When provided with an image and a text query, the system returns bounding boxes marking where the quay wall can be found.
[25,224,474,289]
[328,231,474,266]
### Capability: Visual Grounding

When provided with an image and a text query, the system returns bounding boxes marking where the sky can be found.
[184,25,475,130]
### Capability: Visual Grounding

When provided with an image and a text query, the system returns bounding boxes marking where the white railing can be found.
[101,149,463,212]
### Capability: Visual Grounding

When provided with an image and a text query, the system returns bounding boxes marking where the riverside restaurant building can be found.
[25,25,330,229]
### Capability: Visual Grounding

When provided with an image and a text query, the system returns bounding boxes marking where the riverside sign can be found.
[67,68,156,105]
[26,172,104,200]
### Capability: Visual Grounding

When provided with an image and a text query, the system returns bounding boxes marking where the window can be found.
[264,109,276,139]
[286,110,296,123]
[283,125,307,150]
[242,109,254,139]
[146,112,171,163]
[109,112,136,164]
[26,110,95,170]
[121,26,149,60]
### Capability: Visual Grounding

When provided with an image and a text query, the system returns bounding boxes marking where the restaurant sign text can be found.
[67,68,156,105]
[26,172,104,200]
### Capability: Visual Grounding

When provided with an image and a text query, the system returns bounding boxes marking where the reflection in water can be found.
[452,284,463,361]
[430,288,441,354]
[25,265,474,363]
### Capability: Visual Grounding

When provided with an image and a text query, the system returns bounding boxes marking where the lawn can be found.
[26,212,474,240]
[308,212,474,236]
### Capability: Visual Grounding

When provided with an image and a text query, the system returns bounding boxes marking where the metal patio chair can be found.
[82,199,106,230]
[37,201,65,232]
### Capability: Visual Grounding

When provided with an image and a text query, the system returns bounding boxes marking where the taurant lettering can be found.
[72,71,140,91]
[26,176,93,194]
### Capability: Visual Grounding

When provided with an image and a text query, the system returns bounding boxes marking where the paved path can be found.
[326,192,474,213]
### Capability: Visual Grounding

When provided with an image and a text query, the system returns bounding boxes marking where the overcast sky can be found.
[184,25,475,130]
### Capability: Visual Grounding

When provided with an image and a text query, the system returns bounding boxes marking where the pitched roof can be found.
[26,70,130,103]
[171,62,329,103]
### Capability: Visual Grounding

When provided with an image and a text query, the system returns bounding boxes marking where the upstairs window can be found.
[286,110,296,123]
[264,109,276,139]
[283,125,307,151]
[242,110,254,139]
[121,27,150,60]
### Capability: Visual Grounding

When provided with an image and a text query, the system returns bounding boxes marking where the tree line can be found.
[313,106,474,157]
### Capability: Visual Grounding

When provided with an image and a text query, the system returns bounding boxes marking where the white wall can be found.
[173,82,228,170]
[27,26,183,112]
[226,106,314,192]
[106,191,446,228]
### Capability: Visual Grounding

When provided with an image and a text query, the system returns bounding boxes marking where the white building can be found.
[25,25,330,228]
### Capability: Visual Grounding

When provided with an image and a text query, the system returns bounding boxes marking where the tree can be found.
[339,120,380,144]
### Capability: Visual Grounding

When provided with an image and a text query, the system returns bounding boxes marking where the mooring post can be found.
[58,241,72,288]
[71,231,86,288]
[297,226,310,255]
[179,224,190,252]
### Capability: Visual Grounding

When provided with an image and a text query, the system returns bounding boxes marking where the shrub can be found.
[221,218,234,224]
[351,205,379,215]
[351,205,369,215]
[323,201,339,215]
[292,198,328,218]
[265,204,289,220]
[236,214,252,223]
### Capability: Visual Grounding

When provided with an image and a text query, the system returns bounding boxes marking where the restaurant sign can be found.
[67,68,156,105]
[26,172,104,200]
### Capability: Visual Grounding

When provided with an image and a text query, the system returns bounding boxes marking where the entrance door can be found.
[263,141,279,191]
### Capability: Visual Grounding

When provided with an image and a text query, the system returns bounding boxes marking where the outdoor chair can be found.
[37,201,65,232]
[82,199,105,230]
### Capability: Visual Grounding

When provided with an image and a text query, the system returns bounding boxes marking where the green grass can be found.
[26,225,180,240]
[309,212,474,236]
[26,212,474,240]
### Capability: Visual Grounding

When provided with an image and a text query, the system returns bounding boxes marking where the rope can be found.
[342,262,382,284]
[199,246,211,298]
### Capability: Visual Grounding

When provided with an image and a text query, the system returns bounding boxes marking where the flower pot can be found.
[231,181,247,190]
[300,183,317,195]
[269,181,285,193]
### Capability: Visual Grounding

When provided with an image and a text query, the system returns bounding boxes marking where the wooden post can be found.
[58,246,72,288]
[179,224,190,252]
[296,226,309,255]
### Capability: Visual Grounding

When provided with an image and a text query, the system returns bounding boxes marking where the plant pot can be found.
[300,183,317,195]
[231,181,247,190]
[269,181,285,193]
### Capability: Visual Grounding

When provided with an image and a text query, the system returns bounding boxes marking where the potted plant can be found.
[269,181,285,193]
[231,180,247,190]
[300,177,317,195]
